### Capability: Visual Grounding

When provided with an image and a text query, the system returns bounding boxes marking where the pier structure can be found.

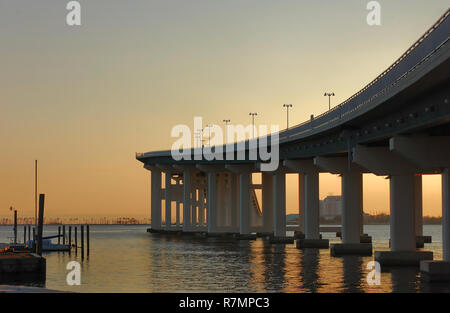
[137,11,450,280]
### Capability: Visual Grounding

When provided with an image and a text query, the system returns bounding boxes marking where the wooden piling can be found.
[28,225,31,242]
[81,225,84,260]
[13,210,17,244]
[68,226,72,254]
[63,225,66,245]
[58,226,61,244]
[75,227,78,255]
[36,194,45,256]
[32,228,35,243]
[24,226,27,244]
[86,225,90,257]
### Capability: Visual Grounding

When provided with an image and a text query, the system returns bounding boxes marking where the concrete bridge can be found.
[137,10,450,281]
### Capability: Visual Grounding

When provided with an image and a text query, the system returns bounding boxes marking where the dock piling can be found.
[63,225,66,245]
[13,210,17,244]
[81,225,84,260]
[28,225,31,242]
[24,226,27,244]
[75,227,78,255]
[58,226,61,244]
[87,225,90,257]
[68,226,72,254]
[36,194,45,256]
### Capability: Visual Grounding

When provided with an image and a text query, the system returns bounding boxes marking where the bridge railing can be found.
[278,9,450,142]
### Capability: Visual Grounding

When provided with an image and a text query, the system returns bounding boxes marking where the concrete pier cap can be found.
[420,260,450,281]
[331,243,373,256]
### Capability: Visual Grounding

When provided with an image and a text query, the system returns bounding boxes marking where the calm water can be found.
[1,225,449,293]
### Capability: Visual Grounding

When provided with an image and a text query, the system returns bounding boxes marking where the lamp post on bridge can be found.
[324,92,335,111]
[223,119,231,143]
[283,104,293,129]
[249,113,258,139]
[205,124,212,146]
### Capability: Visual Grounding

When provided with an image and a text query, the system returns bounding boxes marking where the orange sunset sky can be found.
[1,1,448,219]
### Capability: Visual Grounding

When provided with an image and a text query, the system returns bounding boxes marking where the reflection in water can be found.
[390,267,420,293]
[1,225,449,293]
[300,249,320,293]
[342,256,364,293]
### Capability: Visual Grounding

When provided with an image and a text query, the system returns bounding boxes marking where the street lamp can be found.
[324,92,335,111]
[223,119,231,143]
[249,113,258,139]
[283,104,293,129]
[205,124,213,146]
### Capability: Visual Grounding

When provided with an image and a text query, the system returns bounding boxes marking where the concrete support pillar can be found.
[151,169,162,230]
[230,173,240,231]
[217,174,225,228]
[298,174,305,233]
[443,168,450,261]
[390,174,416,251]
[240,172,251,235]
[176,201,180,227]
[183,170,192,232]
[207,172,218,233]
[191,184,197,227]
[198,186,204,227]
[273,172,286,237]
[414,175,423,237]
[262,173,274,233]
[164,172,172,229]
[342,171,362,244]
[305,171,320,240]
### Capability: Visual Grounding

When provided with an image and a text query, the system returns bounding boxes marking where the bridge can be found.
[137,10,450,281]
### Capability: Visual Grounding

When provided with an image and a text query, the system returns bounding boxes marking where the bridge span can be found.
[137,10,450,281]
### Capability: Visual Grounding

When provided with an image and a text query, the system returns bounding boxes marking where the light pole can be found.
[283,104,293,129]
[324,92,335,111]
[223,119,230,143]
[249,113,257,139]
[205,124,212,146]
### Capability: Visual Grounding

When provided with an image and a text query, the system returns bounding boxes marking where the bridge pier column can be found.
[283,160,328,248]
[226,165,256,239]
[342,171,363,244]
[297,171,328,248]
[230,173,240,233]
[176,200,180,227]
[164,172,172,229]
[298,174,305,235]
[262,173,274,234]
[198,184,205,227]
[207,172,218,233]
[150,168,162,231]
[352,146,433,265]
[414,175,425,247]
[273,172,286,238]
[239,172,251,235]
[182,170,192,232]
[313,156,370,255]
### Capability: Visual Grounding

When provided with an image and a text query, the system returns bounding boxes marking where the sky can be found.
[0,0,448,219]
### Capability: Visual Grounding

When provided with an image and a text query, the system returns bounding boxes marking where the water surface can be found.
[0,225,448,293]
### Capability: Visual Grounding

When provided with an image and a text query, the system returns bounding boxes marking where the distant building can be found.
[320,196,342,220]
